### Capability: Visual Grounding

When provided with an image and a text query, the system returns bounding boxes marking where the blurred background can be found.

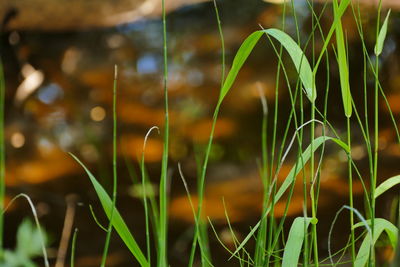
[0,0,400,266]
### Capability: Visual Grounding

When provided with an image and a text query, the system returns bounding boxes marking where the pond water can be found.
[1,0,400,266]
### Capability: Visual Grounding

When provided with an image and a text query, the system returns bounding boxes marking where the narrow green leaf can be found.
[264,28,316,102]
[218,29,316,105]
[375,10,391,56]
[374,175,400,199]
[218,31,263,105]
[275,136,349,201]
[230,136,349,258]
[353,218,398,267]
[333,0,352,117]
[70,154,149,267]
[282,217,313,267]
[314,0,350,74]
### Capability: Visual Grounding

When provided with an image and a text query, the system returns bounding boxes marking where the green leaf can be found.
[313,0,351,74]
[218,31,263,105]
[70,154,149,267]
[230,136,349,258]
[264,28,316,102]
[333,0,352,117]
[353,218,398,267]
[275,136,349,202]
[218,28,316,105]
[375,10,391,56]
[282,217,313,267]
[374,175,400,199]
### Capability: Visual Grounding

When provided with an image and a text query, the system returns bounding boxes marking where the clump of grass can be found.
[69,0,400,266]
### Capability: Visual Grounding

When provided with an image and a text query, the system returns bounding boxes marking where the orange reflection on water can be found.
[119,134,164,162]
[170,162,364,223]
[6,148,79,186]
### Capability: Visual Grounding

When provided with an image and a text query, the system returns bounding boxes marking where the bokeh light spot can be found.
[90,106,106,122]
[11,132,25,148]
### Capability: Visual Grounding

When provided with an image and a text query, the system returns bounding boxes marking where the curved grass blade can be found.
[353,218,398,267]
[218,28,315,105]
[374,175,400,199]
[264,28,316,102]
[375,10,391,56]
[70,154,149,267]
[218,31,263,105]
[282,217,313,267]
[333,0,352,118]
[230,136,349,259]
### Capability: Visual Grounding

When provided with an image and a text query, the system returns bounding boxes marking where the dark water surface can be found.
[1,0,400,266]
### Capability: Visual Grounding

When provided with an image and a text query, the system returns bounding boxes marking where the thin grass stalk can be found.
[142,126,160,264]
[70,228,78,267]
[189,1,225,265]
[100,65,118,267]
[309,1,318,264]
[371,2,383,266]
[193,106,219,265]
[350,4,376,224]
[158,0,169,264]
[0,60,4,250]
[254,83,268,265]
[196,2,225,265]
[265,4,288,265]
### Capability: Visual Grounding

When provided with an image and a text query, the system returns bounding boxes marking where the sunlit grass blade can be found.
[230,136,349,259]
[218,28,315,105]
[274,136,348,202]
[217,31,263,105]
[375,9,391,56]
[264,28,316,102]
[353,218,398,267]
[374,175,400,199]
[314,0,350,74]
[70,154,149,267]
[333,0,352,118]
[282,217,313,267]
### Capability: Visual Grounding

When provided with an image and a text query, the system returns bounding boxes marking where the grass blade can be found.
[70,154,149,267]
[230,136,349,258]
[374,175,400,199]
[282,217,313,267]
[264,28,316,102]
[218,31,263,105]
[375,10,391,56]
[218,28,316,105]
[353,218,398,267]
[333,0,352,118]
[314,0,350,74]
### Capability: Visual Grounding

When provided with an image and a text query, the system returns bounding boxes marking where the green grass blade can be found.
[264,28,316,102]
[375,10,391,56]
[353,218,398,267]
[374,175,400,199]
[70,228,78,267]
[218,28,316,105]
[218,31,263,105]
[275,136,348,202]
[70,154,149,267]
[282,217,313,267]
[230,136,349,258]
[333,0,352,118]
[314,0,350,74]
